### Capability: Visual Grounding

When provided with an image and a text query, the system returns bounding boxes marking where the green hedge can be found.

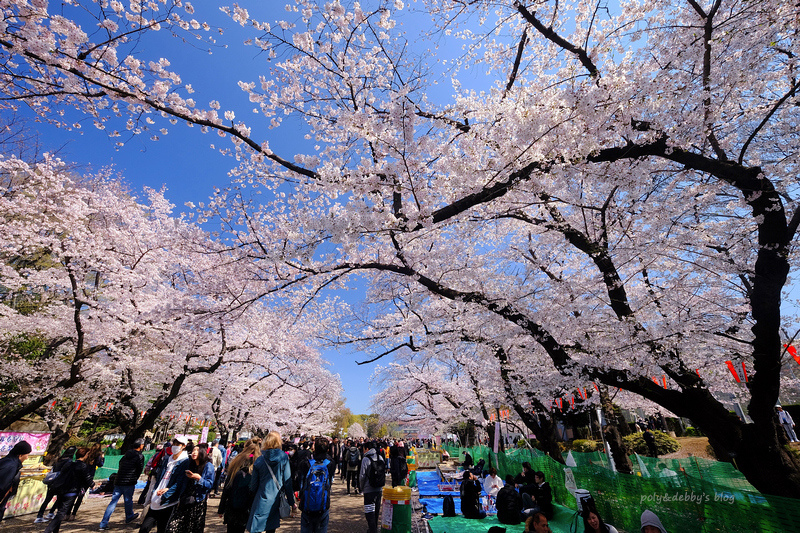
[623,430,681,456]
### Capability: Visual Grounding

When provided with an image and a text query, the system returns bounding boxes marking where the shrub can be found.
[623,431,680,456]
[683,426,704,437]
[570,439,603,453]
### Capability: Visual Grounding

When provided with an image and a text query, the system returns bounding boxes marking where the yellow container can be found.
[382,486,412,533]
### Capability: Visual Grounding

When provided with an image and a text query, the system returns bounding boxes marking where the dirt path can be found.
[660,437,713,459]
[1,475,367,533]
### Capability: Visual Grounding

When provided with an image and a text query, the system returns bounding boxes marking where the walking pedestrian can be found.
[218,442,259,533]
[777,406,798,442]
[99,438,145,530]
[139,441,170,505]
[212,439,228,496]
[0,440,31,521]
[298,437,335,533]
[163,443,215,533]
[247,431,295,533]
[359,441,386,533]
[344,441,361,495]
[44,447,94,533]
[138,436,189,533]
[34,446,75,524]
[67,442,104,521]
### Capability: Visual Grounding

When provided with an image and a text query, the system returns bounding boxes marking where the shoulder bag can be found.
[264,461,291,519]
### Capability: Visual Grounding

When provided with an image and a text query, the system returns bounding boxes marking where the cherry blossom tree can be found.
[347,421,366,439]
[0,0,799,495]
[0,155,342,447]
[0,155,202,430]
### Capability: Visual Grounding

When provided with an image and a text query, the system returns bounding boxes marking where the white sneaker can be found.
[45,513,55,520]
[34,517,46,524]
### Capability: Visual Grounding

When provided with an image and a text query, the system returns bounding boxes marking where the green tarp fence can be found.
[94,450,156,480]
[442,444,799,532]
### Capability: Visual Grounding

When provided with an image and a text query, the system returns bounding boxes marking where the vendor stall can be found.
[1,431,50,519]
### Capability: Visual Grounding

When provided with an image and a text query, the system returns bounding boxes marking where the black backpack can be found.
[442,494,456,517]
[367,456,386,487]
[48,460,75,493]
[347,447,360,467]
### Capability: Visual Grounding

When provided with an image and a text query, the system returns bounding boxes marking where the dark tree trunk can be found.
[119,374,188,452]
[494,345,563,463]
[536,414,564,463]
[674,386,800,497]
[511,405,563,463]
[43,407,89,465]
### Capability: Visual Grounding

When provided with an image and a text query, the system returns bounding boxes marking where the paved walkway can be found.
[1,475,367,533]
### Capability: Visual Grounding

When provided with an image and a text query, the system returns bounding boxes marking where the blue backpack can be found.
[303,459,331,513]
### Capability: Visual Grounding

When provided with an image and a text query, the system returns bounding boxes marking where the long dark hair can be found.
[186,444,210,474]
[582,507,611,533]
[195,446,209,466]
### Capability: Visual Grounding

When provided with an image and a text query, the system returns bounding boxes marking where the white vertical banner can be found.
[493,419,500,454]
[200,426,209,444]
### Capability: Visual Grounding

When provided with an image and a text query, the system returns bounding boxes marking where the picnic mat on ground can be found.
[427,504,576,533]
[417,470,487,497]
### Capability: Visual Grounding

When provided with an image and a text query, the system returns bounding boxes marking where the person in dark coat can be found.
[44,447,94,533]
[218,442,259,533]
[643,430,658,457]
[459,471,486,519]
[515,462,537,495]
[99,438,145,530]
[461,451,474,470]
[389,446,408,487]
[247,431,295,533]
[35,446,75,523]
[0,440,32,520]
[521,472,553,520]
[68,442,105,520]
[343,442,361,495]
[496,475,523,525]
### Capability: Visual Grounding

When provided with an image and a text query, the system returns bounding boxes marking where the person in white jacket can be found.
[482,467,503,498]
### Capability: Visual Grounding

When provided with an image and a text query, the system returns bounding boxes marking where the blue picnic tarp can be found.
[417,470,488,497]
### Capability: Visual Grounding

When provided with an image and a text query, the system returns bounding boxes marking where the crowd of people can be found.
[0,436,672,533]
[121,434,402,533]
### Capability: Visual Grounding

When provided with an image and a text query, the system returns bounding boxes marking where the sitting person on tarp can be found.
[515,462,537,495]
[496,475,523,525]
[521,471,553,520]
[460,471,486,519]
[472,458,486,478]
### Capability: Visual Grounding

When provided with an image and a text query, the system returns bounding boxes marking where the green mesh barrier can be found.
[94,450,156,480]
[439,444,800,532]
